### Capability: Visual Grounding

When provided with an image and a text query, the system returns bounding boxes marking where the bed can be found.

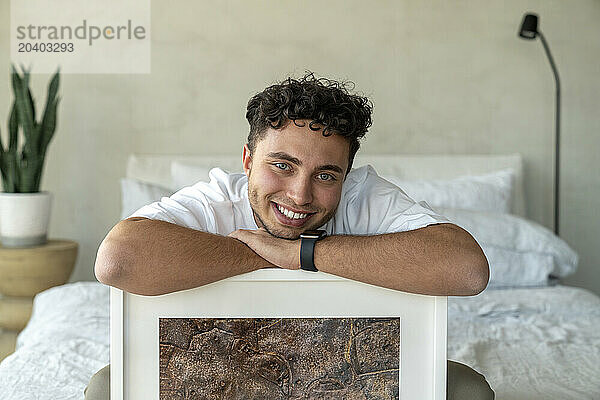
[0,153,598,399]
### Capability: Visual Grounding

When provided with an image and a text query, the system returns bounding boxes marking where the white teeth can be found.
[277,204,308,219]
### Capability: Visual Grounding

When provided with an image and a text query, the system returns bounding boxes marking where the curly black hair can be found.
[245,71,374,175]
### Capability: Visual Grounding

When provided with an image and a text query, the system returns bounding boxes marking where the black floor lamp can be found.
[518,12,561,237]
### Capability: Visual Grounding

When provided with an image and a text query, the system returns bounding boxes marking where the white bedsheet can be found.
[448,285,600,399]
[0,282,598,399]
[0,282,109,400]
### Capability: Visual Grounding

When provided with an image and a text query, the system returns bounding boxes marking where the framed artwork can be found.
[111,269,447,399]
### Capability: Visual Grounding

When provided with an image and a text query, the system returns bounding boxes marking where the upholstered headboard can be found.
[126,153,526,217]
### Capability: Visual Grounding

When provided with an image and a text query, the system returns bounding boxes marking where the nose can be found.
[286,175,313,206]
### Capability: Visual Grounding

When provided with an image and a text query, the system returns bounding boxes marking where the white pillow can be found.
[436,207,579,288]
[171,162,235,190]
[120,178,173,220]
[383,169,515,214]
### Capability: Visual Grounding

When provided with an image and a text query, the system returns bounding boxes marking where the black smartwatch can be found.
[299,230,327,272]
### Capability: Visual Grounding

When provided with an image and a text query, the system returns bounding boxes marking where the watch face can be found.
[301,230,327,240]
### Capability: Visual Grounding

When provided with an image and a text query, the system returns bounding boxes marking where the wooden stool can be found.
[0,239,78,361]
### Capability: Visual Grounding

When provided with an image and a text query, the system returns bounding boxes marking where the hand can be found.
[228,228,301,270]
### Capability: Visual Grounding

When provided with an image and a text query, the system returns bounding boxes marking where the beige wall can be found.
[0,0,599,295]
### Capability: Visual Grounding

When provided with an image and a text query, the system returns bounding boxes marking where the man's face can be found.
[242,120,350,240]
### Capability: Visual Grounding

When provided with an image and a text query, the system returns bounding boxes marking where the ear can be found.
[242,144,252,177]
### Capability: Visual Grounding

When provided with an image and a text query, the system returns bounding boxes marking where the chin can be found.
[264,223,304,240]
[273,230,301,240]
[264,218,323,240]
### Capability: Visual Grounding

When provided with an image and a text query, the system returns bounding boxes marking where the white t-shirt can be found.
[128,165,451,236]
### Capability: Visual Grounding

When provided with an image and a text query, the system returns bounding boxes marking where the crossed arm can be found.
[228,223,489,296]
[95,217,489,297]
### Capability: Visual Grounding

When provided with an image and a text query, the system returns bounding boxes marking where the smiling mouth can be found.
[271,202,315,227]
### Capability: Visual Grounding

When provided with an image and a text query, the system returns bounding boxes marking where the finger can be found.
[229,229,251,238]
[228,232,251,246]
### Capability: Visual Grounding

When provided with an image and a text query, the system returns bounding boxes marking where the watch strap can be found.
[300,236,319,272]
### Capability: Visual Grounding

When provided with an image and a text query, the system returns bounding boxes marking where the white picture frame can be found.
[110,269,447,399]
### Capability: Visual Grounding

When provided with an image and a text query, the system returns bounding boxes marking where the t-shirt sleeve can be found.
[342,165,451,235]
[126,168,249,234]
[126,183,220,232]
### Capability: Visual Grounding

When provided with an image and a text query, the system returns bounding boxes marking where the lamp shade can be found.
[519,13,539,39]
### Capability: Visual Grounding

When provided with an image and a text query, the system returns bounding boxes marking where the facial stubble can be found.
[247,172,338,240]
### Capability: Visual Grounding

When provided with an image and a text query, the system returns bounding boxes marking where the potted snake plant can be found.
[0,65,60,247]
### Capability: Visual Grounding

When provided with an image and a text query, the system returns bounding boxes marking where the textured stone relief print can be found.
[159,317,400,399]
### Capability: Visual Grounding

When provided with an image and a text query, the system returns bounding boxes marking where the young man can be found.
[88,72,494,399]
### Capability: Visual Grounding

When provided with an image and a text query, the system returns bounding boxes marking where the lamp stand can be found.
[538,31,561,237]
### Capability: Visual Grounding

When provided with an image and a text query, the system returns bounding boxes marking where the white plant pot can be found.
[0,191,52,247]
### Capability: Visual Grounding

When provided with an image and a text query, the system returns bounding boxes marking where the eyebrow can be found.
[266,151,344,175]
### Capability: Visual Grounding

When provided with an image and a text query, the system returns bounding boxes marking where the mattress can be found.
[0,282,598,399]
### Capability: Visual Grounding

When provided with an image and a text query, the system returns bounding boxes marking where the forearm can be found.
[314,223,489,296]
[95,217,275,296]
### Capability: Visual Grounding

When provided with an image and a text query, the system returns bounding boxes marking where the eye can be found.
[273,162,290,171]
[317,173,335,181]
